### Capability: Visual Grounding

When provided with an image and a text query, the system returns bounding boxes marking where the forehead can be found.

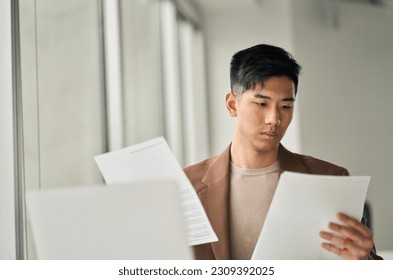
[245,77,295,99]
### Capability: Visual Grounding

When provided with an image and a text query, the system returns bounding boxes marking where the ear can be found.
[225,92,238,117]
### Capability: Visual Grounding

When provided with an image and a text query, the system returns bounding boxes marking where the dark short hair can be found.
[230,44,301,94]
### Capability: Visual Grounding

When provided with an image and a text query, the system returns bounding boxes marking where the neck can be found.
[230,140,279,169]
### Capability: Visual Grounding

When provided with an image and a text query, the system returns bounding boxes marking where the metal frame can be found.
[0,0,16,260]
[11,0,27,260]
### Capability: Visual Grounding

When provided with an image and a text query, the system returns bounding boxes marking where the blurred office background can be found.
[1,0,392,259]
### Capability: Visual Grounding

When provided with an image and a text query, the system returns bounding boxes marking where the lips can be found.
[262,130,278,136]
[261,131,279,139]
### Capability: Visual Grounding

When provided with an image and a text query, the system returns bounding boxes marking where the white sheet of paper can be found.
[26,182,193,260]
[94,137,218,246]
[252,171,370,260]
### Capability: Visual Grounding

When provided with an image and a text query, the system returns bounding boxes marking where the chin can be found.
[252,141,280,153]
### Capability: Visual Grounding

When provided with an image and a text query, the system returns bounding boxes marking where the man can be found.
[184,44,381,260]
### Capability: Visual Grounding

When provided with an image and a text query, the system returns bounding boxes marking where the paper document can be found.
[252,171,370,260]
[26,182,193,260]
[94,137,218,246]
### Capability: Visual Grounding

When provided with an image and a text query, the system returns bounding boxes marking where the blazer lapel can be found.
[278,144,310,174]
[198,145,232,260]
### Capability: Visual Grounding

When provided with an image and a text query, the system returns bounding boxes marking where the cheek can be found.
[280,112,293,124]
[237,112,262,132]
[245,106,265,119]
[239,106,261,120]
[281,114,293,128]
[246,111,265,126]
[281,108,293,118]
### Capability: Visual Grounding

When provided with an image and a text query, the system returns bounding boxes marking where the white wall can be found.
[0,0,16,259]
[293,0,393,250]
[202,0,301,156]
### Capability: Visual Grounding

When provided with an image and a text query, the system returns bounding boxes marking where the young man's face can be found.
[227,76,295,155]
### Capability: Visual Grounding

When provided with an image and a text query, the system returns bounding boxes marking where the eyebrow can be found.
[253,93,295,102]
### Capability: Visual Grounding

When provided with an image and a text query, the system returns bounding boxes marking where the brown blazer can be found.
[184,144,382,260]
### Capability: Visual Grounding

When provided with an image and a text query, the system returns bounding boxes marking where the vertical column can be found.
[179,21,196,165]
[193,31,210,160]
[103,0,124,151]
[159,0,184,164]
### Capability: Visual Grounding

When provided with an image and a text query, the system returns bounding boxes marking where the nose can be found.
[264,108,281,127]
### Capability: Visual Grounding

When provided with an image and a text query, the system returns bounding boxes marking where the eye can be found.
[256,102,267,107]
[281,105,293,110]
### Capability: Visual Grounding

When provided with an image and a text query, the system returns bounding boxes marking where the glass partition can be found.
[19,0,107,258]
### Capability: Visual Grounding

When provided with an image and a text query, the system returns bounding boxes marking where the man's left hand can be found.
[319,213,374,260]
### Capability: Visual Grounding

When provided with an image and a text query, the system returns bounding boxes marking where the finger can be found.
[320,232,369,260]
[327,222,374,251]
[320,231,358,250]
[321,242,353,259]
[337,213,373,239]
